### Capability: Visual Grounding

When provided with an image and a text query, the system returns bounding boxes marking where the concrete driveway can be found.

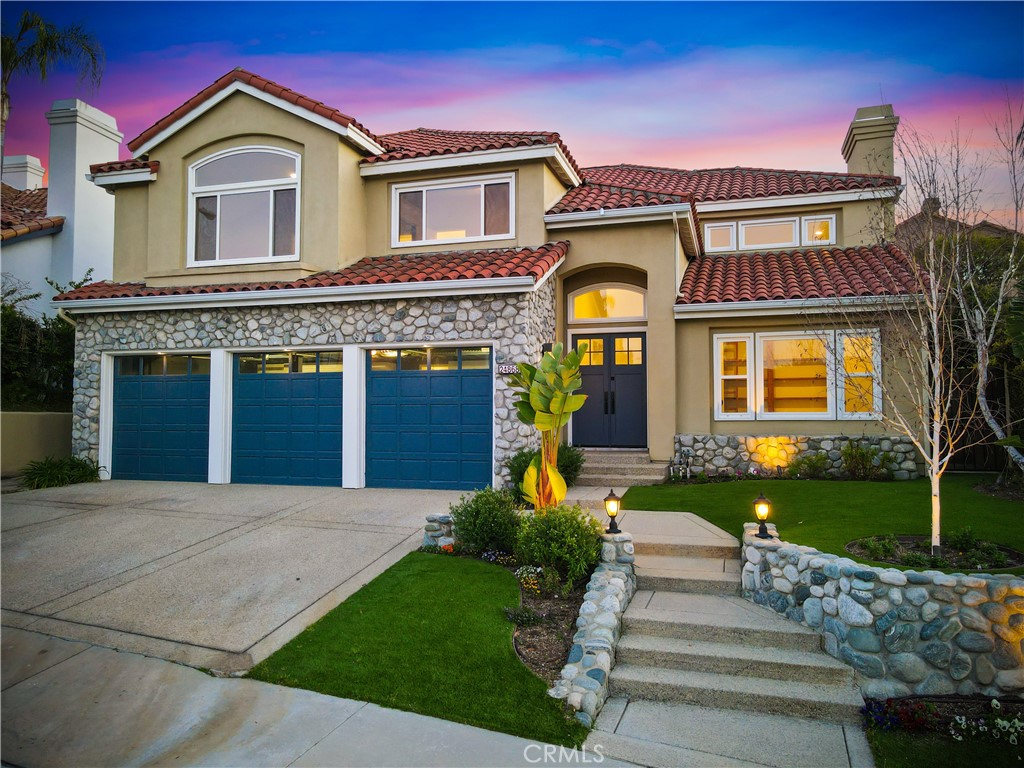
[1,481,461,672]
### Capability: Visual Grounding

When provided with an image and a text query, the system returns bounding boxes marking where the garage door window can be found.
[369,347,489,372]
[119,354,210,376]
[237,351,345,375]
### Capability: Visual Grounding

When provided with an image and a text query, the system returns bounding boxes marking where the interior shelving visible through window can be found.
[188,146,300,267]
[392,173,514,248]
[713,329,880,420]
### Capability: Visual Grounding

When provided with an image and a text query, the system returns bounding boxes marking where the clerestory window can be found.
[188,147,300,267]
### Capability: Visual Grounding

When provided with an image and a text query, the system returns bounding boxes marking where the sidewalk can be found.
[1,627,630,768]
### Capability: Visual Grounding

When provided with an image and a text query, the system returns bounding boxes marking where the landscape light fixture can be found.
[754,493,772,539]
[604,489,622,534]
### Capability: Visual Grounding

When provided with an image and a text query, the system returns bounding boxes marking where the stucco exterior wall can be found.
[124,92,367,287]
[0,235,56,317]
[1,412,72,475]
[553,219,679,461]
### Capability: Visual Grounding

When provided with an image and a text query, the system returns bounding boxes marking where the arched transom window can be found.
[569,285,646,323]
[188,147,300,266]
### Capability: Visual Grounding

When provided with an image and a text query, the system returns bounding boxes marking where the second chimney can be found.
[841,104,899,177]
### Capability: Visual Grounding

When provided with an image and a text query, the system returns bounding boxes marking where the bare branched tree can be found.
[949,97,1024,475]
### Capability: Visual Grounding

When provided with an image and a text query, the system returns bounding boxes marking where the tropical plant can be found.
[1,10,104,160]
[507,342,588,510]
[504,444,586,504]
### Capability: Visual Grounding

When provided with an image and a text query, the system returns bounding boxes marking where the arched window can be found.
[188,147,300,266]
[568,285,646,323]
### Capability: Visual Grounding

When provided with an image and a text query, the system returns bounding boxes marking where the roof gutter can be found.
[673,294,918,319]
[54,273,548,315]
[545,203,694,228]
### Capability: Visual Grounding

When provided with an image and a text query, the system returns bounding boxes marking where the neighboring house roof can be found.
[583,164,900,203]
[54,241,569,302]
[895,208,1020,242]
[126,68,381,153]
[1,183,64,242]
[367,128,583,176]
[676,244,918,305]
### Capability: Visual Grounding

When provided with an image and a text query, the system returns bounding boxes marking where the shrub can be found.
[786,451,830,479]
[863,534,899,561]
[946,526,979,551]
[841,442,893,481]
[21,455,102,489]
[504,605,544,626]
[515,504,602,588]
[449,487,520,553]
[963,543,1008,570]
[900,551,931,568]
[505,444,586,504]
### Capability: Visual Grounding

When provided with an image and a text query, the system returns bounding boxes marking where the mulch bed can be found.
[846,535,1024,571]
[974,481,1024,503]
[511,585,585,685]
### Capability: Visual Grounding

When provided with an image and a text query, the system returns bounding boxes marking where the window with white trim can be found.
[803,214,836,246]
[188,147,300,267]
[704,223,737,253]
[392,173,514,247]
[568,285,647,322]
[739,218,799,250]
[713,329,880,420]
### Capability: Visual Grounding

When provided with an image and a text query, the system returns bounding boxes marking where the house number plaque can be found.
[496,364,519,375]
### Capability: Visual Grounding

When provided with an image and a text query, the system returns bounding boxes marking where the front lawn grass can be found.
[622,474,1023,572]
[867,728,1021,767]
[247,551,587,748]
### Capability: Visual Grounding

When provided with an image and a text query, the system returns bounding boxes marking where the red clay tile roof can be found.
[584,164,899,203]
[676,244,918,305]
[55,242,569,302]
[367,128,582,177]
[90,159,160,175]
[126,69,380,153]
[547,183,691,214]
[1,183,64,241]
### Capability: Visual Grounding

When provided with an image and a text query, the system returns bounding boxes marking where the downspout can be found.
[672,211,682,297]
[57,306,77,326]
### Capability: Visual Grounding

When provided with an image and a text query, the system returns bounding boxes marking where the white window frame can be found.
[713,333,755,420]
[390,172,516,249]
[704,222,737,253]
[187,145,301,268]
[738,217,799,251]
[836,328,882,420]
[756,330,836,420]
[801,214,837,247]
[567,283,647,324]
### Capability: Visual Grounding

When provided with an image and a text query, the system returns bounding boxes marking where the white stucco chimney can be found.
[841,105,899,177]
[2,155,45,190]
[45,99,123,287]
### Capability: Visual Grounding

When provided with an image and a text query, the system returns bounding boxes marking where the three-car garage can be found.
[108,346,494,490]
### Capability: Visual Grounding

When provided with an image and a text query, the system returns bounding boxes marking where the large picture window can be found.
[713,329,880,420]
[392,173,514,247]
[188,147,299,267]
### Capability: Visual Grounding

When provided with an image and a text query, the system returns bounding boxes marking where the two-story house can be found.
[55,69,919,489]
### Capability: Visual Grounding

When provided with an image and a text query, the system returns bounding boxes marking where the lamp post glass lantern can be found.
[604,489,621,533]
[754,493,772,539]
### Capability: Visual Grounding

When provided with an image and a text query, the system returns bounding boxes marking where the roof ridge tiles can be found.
[585,161,899,182]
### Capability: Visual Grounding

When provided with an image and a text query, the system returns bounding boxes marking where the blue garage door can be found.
[366,346,492,490]
[232,351,343,486]
[112,354,210,481]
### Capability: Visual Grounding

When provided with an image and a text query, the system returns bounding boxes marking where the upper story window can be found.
[392,172,514,248]
[704,214,837,253]
[188,147,300,267]
[569,285,647,323]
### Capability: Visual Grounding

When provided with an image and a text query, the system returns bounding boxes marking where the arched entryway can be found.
[566,277,648,448]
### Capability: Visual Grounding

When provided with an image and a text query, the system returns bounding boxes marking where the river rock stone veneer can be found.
[71,283,554,483]
[741,523,1024,699]
[548,532,636,728]
[675,433,922,480]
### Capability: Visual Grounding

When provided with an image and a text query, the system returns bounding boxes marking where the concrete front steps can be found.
[608,513,865,729]
[576,449,669,488]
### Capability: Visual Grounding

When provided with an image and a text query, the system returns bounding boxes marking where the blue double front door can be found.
[365,346,492,490]
[572,333,648,448]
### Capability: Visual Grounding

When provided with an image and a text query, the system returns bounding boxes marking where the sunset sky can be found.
[4,1,1023,218]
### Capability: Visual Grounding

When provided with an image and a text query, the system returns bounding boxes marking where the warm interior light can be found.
[435,230,467,239]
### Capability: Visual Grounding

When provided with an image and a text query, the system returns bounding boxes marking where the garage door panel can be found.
[366,347,492,491]
[231,352,343,486]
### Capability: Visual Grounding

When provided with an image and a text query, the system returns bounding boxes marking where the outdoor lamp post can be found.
[754,493,772,539]
[604,489,622,534]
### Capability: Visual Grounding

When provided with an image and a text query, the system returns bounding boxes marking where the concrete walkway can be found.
[1,627,632,768]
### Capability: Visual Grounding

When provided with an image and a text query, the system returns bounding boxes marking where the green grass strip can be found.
[622,474,1023,573]
[248,551,587,747]
[866,728,1021,767]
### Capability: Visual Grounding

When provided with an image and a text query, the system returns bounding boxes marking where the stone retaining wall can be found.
[675,433,922,480]
[740,523,1024,699]
[73,282,555,484]
[548,532,636,727]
